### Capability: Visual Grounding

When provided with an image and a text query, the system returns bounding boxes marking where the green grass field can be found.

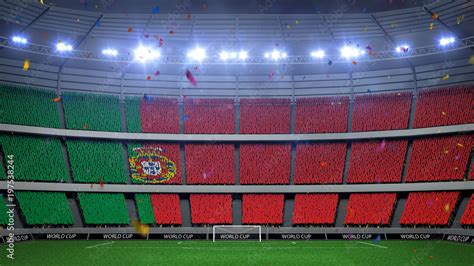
[0,240,473,265]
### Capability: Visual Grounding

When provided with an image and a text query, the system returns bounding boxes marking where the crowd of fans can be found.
[240,144,291,184]
[405,135,472,182]
[344,193,396,226]
[190,194,233,224]
[140,97,180,133]
[347,140,407,183]
[413,85,473,128]
[78,193,129,225]
[400,192,459,226]
[185,144,235,184]
[184,98,235,134]
[292,194,339,225]
[150,194,182,225]
[294,143,346,184]
[295,96,349,133]
[460,194,474,227]
[239,98,291,134]
[16,192,73,225]
[242,194,285,225]
[352,92,412,132]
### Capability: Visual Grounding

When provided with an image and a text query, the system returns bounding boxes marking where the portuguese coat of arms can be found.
[129,147,177,183]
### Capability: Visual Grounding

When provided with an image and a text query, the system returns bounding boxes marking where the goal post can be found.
[212,225,262,242]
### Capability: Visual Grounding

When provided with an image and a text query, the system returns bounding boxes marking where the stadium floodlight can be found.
[187,47,206,61]
[102,48,118,56]
[439,37,455,46]
[134,46,160,62]
[265,50,286,60]
[311,50,325,58]
[56,42,73,52]
[238,51,248,60]
[340,46,363,58]
[396,45,409,53]
[12,36,27,44]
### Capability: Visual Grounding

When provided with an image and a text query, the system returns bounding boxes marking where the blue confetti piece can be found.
[95,20,101,27]
[181,115,189,121]
[151,6,160,14]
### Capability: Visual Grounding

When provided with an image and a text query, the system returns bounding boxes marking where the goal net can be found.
[212,225,262,242]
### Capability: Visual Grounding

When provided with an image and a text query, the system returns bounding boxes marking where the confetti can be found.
[441,111,446,116]
[352,60,357,65]
[455,155,461,160]
[456,143,464,148]
[376,140,386,153]
[95,20,101,27]
[268,71,275,80]
[40,0,44,4]
[456,15,464,25]
[169,30,175,35]
[469,56,474,65]
[328,60,333,66]
[366,45,372,52]
[143,94,153,101]
[295,20,300,24]
[83,124,89,129]
[23,59,29,71]
[99,177,104,189]
[76,17,80,22]
[413,249,417,253]
[187,14,192,20]
[429,22,434,30]
[144,33,149,38]
[53,97,61,102]
[132,219,150,237]
[444,203,450,212]
[364,26,368,32]
[146,75,151,80]
[154,70,160,76]
[286,24,291,29]
[151,6,161,14]
[429,256,433,260]
[158,38,164,47]
[442,74,449,80]
[390,23,397,28]
[431,13,439,20]
[320,161,328,168]
[181,115,189,121]
[128,27,133,32]
[185,70,197,86]
[90,183,93,188]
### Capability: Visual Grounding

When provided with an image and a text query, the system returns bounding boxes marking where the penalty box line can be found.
[356,241,388,249]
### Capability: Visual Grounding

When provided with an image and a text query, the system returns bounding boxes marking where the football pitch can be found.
[0,240,473,265]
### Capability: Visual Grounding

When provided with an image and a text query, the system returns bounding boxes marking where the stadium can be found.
[0,0,473,265]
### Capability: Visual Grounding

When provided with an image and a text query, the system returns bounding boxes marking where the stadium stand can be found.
[294,143,346,184]
[190,194,233,224]
[0,199,8,226]
[399,191,460,226]
[125,96,142,133]
[405,135,472,182]
[469,162,474,180]
[240,144,291,184]
[352,92,412,132]
[295,96,349,133]
[0,155,6,180]
[460,194,474,227]
[140,97,180,133]
[0,84,61,128]
[242,194,284,225]
[128,143,182,184]
[16,192,73,225]
[239,98,291,134]
[78,193,129,225]
[183,98,235,134]
[292,194,339,225]
[413,85,474,128]
[344,193,397,226]
[62,91,122,132]
[185,144,234,184]
[0,135,68,182]
[135,194,155,225]
[67,139,128,183]
[150,194,182,225]
[347,140,407,183]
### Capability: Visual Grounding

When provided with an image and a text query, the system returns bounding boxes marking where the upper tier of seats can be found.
[344,193,396,226]
[399,191,459,226]
[352,92,412,131]
[295,97,349,133]
[239,98,291,134]
[184,98,235,134]
[292,194,339,225]
[1,84,472,134]
[413,85,473,128]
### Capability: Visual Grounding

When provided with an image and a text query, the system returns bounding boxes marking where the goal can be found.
[212,225,262,242]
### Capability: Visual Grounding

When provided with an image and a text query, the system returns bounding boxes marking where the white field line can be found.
[93,246,374,250]
[86,241,115,249]
[356,241,388,249]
